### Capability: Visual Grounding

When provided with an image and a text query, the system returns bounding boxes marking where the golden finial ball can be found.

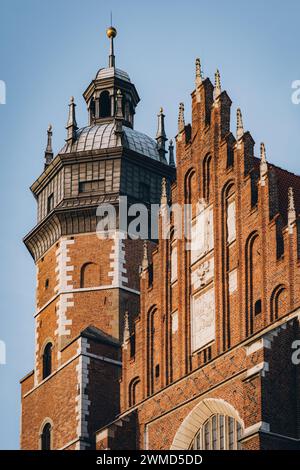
[106,26,117,39]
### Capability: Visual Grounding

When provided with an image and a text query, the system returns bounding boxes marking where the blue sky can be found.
[0,0,299,449]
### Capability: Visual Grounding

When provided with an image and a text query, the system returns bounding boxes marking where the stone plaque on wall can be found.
[191,286,215,352]
[171,246,178,283]
[227,199,236,244]
[190,205,214,264]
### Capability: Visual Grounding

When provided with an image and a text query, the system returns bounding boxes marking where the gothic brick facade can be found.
[20,30,300,450]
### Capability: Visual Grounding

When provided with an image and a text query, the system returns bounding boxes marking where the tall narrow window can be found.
[89,97,95,120]
[99,90,110,118]
[41,422,51,450]
[276,219,284,259]
[203,155,212,202]
[129,377,140,407]
[42,343,52,379]
[47,194,54,214]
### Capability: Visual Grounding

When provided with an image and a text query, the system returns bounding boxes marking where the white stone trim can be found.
[246,361,269,379]
[243,421,270,438]
[34,285,140,318]
[23,347,120,398]
[55,294,73,338]
[54,238,75,292]
[245,338,271,356]
[108,231,128,287]
[96,427,115,443]
[54,238,74,360]
[75,338,91,445]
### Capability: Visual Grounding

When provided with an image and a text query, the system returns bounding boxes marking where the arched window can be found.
[170,230,178,284]
[245,232,260,335]
[42,342,52,379]
[203,154,212,202]
[189,414,242,450]
[99,90,110,118]
[129,377,140,407]
[89,97,95,120]
[147,306,158,395]
[41,422,52,450]
[270,285,287,321]
[80,262,100,288]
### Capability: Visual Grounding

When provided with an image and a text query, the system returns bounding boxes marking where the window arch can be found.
[203,154,212,202]
[184,169,197,245]
[40,422,52,450]
[42,342,52,379]
[129,376,140,407]
[80,262,100,288]
[245,231,260,336]
[147,306,158,395]
[270,285,287,321]
[223,181,236,245]
[184,168,196,205]
[170,230,178,284]
[89,97,95,120]
[99,90,110,118]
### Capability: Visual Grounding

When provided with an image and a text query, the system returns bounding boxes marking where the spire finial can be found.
[178,102,185,133]
[106,22,117,68]
[168,139,175,167]
[44,124,53,167]
[142,241,149,271]
[195,58,203,88]
[156,107,167,161]
[214,69,221,100]
[66,96,78,144]
[236,108,244,140]
[260,142,268,182]
[123,311,130,348]
[288,187,296,232]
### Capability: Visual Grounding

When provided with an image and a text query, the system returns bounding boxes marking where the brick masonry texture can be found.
[20,62,300,450]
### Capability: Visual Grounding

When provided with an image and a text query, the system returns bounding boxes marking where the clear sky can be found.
[0,0,299,449]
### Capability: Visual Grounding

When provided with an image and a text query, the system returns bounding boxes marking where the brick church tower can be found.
[20,27,174,450]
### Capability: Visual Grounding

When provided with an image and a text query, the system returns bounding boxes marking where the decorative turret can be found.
[213,69,221,101]
[236,108,244,141]
[168,139,175,168]
[195,58,203,88]
[44,124,53,167]
[83,26,140,128]
[178,102,185,133]
[288,187,296,233]
[141,241,149,271]
[123,311,130,348]
[260,142,268,183]
[156,107,167,161]
[65,97,78,144]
